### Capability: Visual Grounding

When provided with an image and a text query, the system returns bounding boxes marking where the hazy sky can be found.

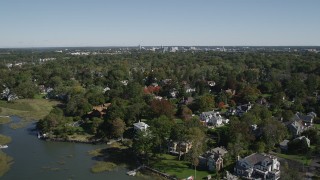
[0,0,319,47]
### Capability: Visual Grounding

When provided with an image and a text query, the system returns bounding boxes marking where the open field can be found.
[0,99,59,128]
[150,154,212,179]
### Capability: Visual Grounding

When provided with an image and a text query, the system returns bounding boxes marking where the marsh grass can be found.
[90,162,117,173]
[0,117,11,125]
[0,134,11,145]
[0,151,13,177]
[0,99,59,128]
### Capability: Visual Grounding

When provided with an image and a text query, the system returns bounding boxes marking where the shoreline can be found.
[40,136,103,144]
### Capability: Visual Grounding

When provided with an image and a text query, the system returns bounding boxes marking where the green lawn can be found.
[150,154,212,179]
[275,153,311,166]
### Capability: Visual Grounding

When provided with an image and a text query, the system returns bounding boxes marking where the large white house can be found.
[234,153,280,180]
[133,122,149,132]
[200,111,229,127]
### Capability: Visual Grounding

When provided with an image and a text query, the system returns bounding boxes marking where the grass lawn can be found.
[314,123,320,130]
[275,153,311,166]
[150,154,212,179]
[0,99,59,125]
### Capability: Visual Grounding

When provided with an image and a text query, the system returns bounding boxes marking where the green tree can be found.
[132,131,153,165]
[187,127,206,179]
[109,118,126,139]
[261,119,288,150]
[150,116,173,153]
[194,93,215,112]
[66,95,92,116]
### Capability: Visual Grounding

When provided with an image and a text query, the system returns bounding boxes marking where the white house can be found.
[200,111,229,127]
[133,122,149,132]
[234,153,280,180]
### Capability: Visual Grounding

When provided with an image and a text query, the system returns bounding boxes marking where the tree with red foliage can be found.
[150,99,176,118]
[218,101,225,109]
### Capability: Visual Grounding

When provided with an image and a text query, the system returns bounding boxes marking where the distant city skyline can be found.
[0,0,320,48]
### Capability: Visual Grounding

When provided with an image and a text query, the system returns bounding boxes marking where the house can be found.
[287,120,306,136]
[207,81,216,87]
[120,80,129,86]
[170,89,179,98]
[225,89,236,96]
[256,98,269,107]
[199,147,228,172]
[200,111,229,127]
[287,112,316,136]
[292,112,316,127]
[168,141,192,155]
[234,153,280,180]
[87,103,111,118]
[227,103,252,117]
[180,97,194,105]
[133,121,149,132]
[279,140,290,152]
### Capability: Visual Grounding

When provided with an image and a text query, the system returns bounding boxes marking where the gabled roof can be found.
[292,112,315,123]
[211,147,228,157]
[133,122,149,130]
[239,153,273,167]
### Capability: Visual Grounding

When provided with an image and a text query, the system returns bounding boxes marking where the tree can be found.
[187,127,206,179]
[150,99,176,119]
[194,93,215,112]
[150,116,173,153]
[179,105,193,120]
[66,95,92,117]
[132,131,153,165]
[261,119,288,150]
[109,118,126,139]
[170,124,189,160]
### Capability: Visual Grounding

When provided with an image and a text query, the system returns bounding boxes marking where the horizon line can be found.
[1,45,320,49]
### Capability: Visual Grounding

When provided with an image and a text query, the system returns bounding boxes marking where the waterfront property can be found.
[168,141,192,155]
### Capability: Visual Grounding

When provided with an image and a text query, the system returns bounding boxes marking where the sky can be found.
[0,0,319,47]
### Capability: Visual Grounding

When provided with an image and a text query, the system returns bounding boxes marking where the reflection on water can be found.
[0,116,135,180]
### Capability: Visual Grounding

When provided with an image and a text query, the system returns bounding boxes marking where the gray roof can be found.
[211,147,228,156]
[279,140,289,147]
[239,153,273,166]
[292,112,315,123]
